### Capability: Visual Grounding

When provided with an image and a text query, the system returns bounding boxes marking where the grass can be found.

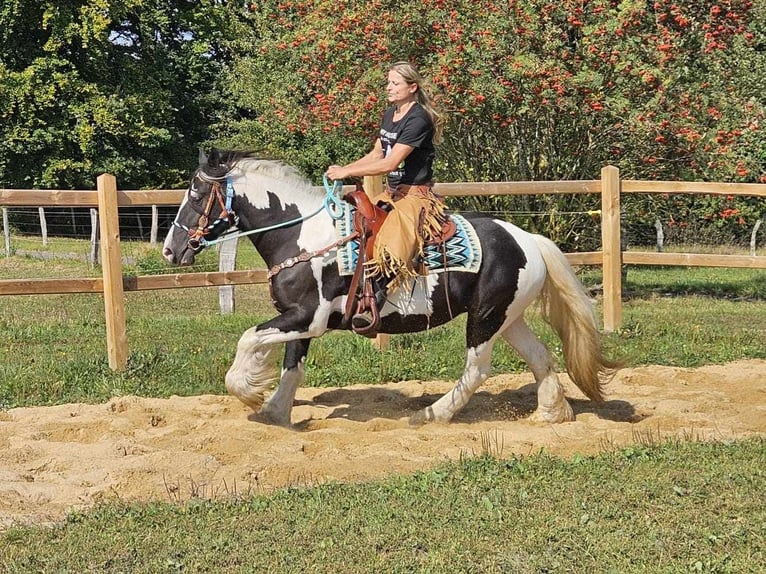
[1,437,764,573]
[1,281,763,408]
[0,238,764,571]
[3,234,260,276]
[1,241,764,408]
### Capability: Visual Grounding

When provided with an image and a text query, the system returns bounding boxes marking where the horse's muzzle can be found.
[162,247,196,266]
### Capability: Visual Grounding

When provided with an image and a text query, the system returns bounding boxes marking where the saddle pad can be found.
[336,204,482,277]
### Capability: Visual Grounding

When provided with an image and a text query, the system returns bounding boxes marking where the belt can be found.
[387,182,434,201]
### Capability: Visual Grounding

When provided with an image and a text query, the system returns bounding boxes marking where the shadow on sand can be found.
[270,382,640,428]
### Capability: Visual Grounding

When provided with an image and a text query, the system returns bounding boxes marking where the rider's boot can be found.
[352,277,389,330]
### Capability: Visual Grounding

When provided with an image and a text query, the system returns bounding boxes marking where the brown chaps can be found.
[365,184,446,292]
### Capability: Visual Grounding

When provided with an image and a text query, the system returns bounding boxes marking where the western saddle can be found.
[341,182,456,337]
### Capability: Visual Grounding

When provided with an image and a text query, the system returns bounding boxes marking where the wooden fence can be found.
[1,167,765,371]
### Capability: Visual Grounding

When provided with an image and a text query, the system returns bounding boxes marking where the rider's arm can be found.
[326,140,413,180]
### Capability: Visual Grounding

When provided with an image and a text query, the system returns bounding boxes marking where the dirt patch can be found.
[1,360,764,529]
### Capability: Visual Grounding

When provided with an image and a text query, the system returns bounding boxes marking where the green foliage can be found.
[0,0,230,190]
[226,0,766,184]
[1,1,764,247]
[215,0,765,248]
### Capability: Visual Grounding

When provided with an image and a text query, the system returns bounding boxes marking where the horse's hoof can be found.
[409,409,428,427]
[529,403,575,424]
[251,410,292,427]
[408,407,432,427]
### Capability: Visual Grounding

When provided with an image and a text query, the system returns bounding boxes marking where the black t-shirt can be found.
[379,103,435,187]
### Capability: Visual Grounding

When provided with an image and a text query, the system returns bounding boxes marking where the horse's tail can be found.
[532,234,620,402]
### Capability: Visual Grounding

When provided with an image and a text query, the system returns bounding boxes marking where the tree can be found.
[2,1,763,247]
[0,0,231,190]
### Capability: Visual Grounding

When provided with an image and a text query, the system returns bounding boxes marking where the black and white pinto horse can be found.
[163,150,619,426]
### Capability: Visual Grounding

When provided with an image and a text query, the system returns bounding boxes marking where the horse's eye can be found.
[189,182,203,202]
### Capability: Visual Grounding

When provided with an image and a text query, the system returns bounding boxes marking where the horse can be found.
[162,149,619,426]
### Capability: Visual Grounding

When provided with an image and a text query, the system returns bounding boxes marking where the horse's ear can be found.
[198,148,208,167]
[206,148,223,168]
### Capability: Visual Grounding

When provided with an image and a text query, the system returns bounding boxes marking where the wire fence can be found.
[3,204,761,271]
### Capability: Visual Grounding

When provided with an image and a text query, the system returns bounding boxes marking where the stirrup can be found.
[351,311,375,330]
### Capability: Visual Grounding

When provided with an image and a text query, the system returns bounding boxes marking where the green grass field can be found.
[0,239,764,572]
[1,439,764,573]
[1,241,763,408]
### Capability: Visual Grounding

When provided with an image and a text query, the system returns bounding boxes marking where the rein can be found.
[174,171,355,283]
[174,174,346,251]
[266,176,358,279]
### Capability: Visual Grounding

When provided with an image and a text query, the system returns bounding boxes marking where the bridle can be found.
[172,174,238,251]
[173,172,350,250]
[172,172,358,281]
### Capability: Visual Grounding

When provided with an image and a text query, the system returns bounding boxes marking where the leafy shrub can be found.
[218,0,765,248]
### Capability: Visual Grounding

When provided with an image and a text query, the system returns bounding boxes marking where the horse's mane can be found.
[200,149,319,197]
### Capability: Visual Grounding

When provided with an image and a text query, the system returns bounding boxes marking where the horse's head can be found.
[163,149,239,266]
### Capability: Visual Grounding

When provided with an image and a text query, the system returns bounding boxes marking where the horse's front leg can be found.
[224,326,280,412]
[225,311,321,419]
[257,338,311,426]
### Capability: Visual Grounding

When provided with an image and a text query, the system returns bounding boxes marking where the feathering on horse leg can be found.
[257,367,303,426]
[258,339,311,426]
[410,342,494,425]
[501,319,574,423]
[225,327,279,412]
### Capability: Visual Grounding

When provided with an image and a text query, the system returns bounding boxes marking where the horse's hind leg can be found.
[410,341,495,425]
[257,338,311,426]
[501,318,574,423]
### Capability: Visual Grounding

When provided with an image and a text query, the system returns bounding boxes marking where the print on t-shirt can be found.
[380,128,405,174]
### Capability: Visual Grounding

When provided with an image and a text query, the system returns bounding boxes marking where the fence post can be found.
[654,217,664,252]
[600,165,622,332]
[38,207,48,246]
[97,173,128,371]
[89,208,99,266]
[2,208,9,257]
[751,217,763,256]
[150,205,159,246]
[364,175,389,350]
[218,238,238,314]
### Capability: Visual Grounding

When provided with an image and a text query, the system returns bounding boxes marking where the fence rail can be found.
[0,189,185,206]
[0,269,270,296]
[2,168,765,371]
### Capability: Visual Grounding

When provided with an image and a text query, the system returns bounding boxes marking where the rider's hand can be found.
[325,165,347,181]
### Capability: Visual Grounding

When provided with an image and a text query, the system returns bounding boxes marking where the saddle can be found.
[342,183,457,337]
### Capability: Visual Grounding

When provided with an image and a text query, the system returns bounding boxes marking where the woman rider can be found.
[325,61,446,329]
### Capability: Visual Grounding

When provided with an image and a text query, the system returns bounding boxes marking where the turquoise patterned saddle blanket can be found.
[335,204,482,277]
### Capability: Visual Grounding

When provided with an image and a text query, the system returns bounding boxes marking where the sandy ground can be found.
[1,360,764,529]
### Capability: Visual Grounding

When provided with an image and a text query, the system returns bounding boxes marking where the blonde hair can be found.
[389,61,444,145]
